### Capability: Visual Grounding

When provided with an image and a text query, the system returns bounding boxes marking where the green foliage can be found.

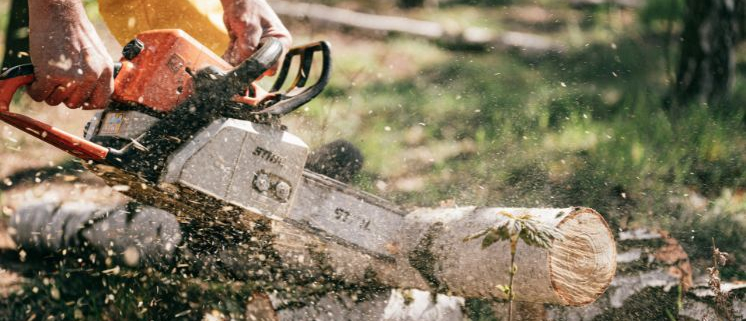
[463,211,562,321]
[639,0,685,31]
[464,211,562,249]
[443,0,515,7]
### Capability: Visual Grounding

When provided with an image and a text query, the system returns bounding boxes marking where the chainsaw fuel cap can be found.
[122,38,145,60]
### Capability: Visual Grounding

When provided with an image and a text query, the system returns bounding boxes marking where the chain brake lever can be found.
[251,41,332,117]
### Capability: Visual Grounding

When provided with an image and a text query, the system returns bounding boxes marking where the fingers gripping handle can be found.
[224,37,284,93]
[0,65,109,161]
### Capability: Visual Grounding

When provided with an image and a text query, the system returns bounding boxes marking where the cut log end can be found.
[549,208,616,306]
[413,207,616,304]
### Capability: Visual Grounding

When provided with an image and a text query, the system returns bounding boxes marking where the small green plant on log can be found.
[464,211,562,321]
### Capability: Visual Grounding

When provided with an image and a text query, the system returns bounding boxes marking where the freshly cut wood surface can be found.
[549,209,618,305]
[547,228,695,320]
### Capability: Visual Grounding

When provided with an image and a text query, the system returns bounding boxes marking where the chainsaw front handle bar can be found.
[216,39,332,117]
[259,41,332,116]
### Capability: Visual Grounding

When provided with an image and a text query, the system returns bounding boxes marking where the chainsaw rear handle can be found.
[0,63,123,162]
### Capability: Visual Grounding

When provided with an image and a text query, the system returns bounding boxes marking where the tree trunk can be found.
[5,202,616,305]
[1,0,31,71]
[285,228,703,321]
[673,0,746,107]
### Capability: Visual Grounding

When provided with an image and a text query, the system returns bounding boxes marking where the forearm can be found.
[28,0,87,23]
[220,0,253,10]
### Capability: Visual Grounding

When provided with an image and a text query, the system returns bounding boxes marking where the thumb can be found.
[222,41,240,66]
[222,28,262,66]
[28,77,55,103]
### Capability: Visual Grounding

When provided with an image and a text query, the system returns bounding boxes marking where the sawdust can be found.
[0,216,21,298]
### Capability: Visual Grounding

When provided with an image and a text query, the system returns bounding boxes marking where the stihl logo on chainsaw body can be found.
[253,147,284,166]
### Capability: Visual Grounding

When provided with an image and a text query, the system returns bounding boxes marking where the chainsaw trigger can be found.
[233,83,277,107]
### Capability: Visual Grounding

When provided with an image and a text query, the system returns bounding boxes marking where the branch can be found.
[568,0,644,8]
[268,0,565,53]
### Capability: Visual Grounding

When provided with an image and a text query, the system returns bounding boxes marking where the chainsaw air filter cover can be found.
[160,118,309,219]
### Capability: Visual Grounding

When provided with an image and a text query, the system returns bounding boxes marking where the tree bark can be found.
[673,0,746,107]
[274,289,466,321]
[290,228,702,321]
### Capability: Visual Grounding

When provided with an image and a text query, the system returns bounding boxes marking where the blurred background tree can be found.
[1,0,28,70]
[674,0,746,107]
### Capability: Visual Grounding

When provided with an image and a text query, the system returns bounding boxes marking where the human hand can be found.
[28,0,114,109]
[221,0,292,73]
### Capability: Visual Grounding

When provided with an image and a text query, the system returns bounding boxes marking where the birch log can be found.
[679,282,746,320]
[235,206,616,305]
[273,289,466,321]
[276,228,701,321]
[7,202,616,305]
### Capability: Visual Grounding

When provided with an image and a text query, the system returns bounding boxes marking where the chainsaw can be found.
[0,29,405,259]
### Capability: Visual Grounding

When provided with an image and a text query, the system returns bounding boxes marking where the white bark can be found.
[680,283,746,321]
[274,289,465,321]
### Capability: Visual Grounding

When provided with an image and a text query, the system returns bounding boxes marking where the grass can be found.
[290,0,746,278]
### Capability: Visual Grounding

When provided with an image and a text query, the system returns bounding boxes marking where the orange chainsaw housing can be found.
[112,29,269,112]
[0,30,329,163]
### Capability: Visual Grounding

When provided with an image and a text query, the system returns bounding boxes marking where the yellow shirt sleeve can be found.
[98,0,230,55]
